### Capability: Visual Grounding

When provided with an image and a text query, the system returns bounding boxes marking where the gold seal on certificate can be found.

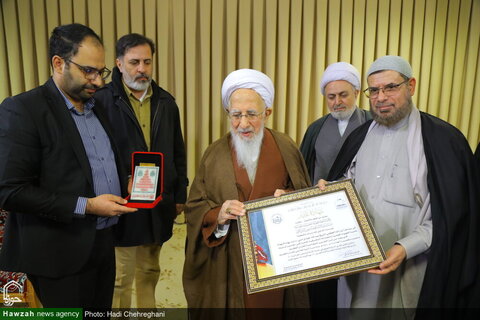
[237,179,386,294]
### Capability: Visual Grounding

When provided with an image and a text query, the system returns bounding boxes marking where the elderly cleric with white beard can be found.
[183,69,311,318]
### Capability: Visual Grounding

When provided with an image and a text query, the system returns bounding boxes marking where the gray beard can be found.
[230,126,264,185]
[122,73,152,92]
[371,99,413,127]
[330,106,356,120]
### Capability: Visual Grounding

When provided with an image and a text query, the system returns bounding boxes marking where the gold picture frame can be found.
[237,179,386,294]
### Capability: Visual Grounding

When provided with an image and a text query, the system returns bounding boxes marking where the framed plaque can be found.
[237,179,385,294]
[125,152,164,208]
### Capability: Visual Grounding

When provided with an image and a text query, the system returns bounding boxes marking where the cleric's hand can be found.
[317,179,328,191]
[368,244,406,275]
[217,200,245,225]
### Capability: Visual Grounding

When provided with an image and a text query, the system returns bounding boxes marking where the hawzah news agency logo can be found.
[2,280,23,306]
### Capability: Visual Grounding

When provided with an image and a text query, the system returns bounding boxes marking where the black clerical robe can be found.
[328,112,480,312]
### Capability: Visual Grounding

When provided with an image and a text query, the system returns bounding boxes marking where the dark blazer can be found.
[94,67,188,246]
[0,78,126,278]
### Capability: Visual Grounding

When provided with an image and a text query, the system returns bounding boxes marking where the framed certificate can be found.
[237,179,385,294]
[125,152,164,208]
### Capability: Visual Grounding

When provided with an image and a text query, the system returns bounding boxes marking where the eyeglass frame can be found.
[363,78,410,98]
[227,110,265,122]
[66,59,112,80]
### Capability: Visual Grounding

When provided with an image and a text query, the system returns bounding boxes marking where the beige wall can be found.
[1,0,479,184]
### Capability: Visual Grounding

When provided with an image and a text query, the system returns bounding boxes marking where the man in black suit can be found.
[0,23,136,308]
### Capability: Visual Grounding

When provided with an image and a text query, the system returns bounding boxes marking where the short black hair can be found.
[116,33,155,58]
[49,23,102,65]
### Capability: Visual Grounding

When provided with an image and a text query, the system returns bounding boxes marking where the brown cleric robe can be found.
[183,128,311,320]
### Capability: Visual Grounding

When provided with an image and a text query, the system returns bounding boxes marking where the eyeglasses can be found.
[363,79,410,98]
[67,59,111,80]
[228,111,264,122]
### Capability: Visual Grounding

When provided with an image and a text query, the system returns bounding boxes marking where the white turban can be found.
[320,62,361,95]
[221,69,274,110]
[367,55,413,79]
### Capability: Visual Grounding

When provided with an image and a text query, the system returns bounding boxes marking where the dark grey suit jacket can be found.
[0,78,126,278]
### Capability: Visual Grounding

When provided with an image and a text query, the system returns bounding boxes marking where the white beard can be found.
[330,105,356,120]
[231,126,264,185]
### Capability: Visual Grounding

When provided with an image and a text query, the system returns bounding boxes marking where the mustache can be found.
[375,103,393,107]
[237,128,253,133]
[135,73,150,81]
[374,103,394,113]
[333,104,347,111]
[84,84,101,90]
